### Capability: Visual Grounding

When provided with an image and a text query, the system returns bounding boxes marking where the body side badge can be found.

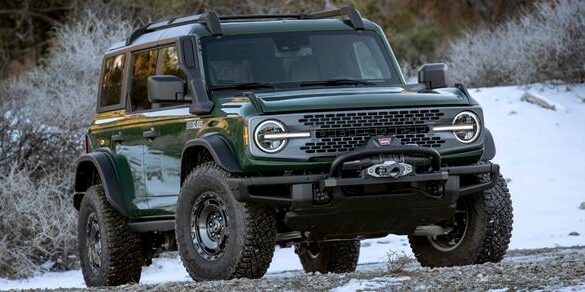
[186,120,204,130]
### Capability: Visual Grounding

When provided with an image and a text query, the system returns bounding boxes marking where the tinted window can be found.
[99,54,125,107]
[130,46,187,112]
[202,31,400,87]
[158,46,186,80]
[130,50,158,112]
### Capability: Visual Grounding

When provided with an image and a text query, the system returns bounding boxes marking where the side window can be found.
[99,54,125,108]
[130,50,158,112]
[158,46,186,80]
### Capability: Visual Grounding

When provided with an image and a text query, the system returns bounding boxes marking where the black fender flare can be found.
[181,135,242,183]
[74,152,128,217]
[481,128,497,161]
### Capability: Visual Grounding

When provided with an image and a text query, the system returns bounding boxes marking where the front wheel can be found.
[175,162,277,281]
[408,175,513,267]
[295,240,360,274]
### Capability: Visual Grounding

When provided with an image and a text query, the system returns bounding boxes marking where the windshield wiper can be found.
[208,82,276,91]
[300,78,377,87]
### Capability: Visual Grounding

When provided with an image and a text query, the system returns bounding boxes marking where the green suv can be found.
[74,6,513,287]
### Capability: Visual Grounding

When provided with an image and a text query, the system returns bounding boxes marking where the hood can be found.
[254,87,470,113]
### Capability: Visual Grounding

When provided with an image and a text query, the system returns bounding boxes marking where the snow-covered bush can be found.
[0,9,132,278]
[0,167,75,279]
[448,0,585,87]
[3,9,132,130]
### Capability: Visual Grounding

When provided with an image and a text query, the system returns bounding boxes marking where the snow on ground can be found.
[331,276,411,291]
[1,83,584,290]
[474,84,585,249]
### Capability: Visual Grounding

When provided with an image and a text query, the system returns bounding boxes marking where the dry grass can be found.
[386,251,415,274]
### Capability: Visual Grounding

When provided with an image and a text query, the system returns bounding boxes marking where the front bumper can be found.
[228,146,500,239]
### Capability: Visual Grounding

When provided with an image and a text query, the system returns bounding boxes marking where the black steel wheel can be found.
[176,162,277,281]
[85,213,102,274]
[427,200,469,252]
[190,192,229,261]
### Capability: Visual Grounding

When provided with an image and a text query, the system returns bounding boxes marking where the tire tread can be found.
[79,185,142,287]
[176,162,276,281]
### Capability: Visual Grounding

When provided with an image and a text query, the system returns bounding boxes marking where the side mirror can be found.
[147,75,186,103]
[418,63,447,89]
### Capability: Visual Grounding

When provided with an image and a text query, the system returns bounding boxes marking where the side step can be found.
[128,220,175,233]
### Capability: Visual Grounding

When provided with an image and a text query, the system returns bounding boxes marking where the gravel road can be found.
[76,246,585,291]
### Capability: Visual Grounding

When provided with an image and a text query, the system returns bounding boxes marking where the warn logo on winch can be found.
[378,137,392,146]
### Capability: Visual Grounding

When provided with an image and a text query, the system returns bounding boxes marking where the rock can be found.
[568,232,580,236]
[508,110,518,115]
[521,92,556,111]
[579,201,585,210]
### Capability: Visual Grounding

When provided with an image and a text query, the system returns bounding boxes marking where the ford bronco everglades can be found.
[73,6,513,287]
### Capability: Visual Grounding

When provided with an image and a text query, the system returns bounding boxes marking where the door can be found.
[92,53,150,216]
[128,45,191,215]
[144,46,191,214]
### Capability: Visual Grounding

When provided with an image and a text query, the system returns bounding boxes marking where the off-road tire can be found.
[175,162,277,281]
[408,174,513,267]
[78,185,143,287]
[295,240,360,274]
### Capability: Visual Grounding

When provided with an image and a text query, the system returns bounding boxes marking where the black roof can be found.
[126,5,364,46]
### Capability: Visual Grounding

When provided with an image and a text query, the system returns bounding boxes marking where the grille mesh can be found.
[299,109,444,128]
[299,109,446,154]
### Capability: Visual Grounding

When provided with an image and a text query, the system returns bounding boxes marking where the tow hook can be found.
[366,161,413,178]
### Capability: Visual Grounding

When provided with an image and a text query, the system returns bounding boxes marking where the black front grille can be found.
[299,109,446,154]
[299,109,444,129]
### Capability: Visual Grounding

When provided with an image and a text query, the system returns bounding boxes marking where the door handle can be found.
[143,128,160,139]
[111,132,124,143]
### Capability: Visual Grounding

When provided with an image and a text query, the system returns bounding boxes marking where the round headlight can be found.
[452,111,481,143]
[254,120,287,153]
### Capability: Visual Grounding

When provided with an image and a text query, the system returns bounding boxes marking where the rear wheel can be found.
[295,240,360,274]
[175,162,277,281]
[78,185,143,287]
[408,175,513,267]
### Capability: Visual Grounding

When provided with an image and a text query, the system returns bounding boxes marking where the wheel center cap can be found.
[207,214,223,236]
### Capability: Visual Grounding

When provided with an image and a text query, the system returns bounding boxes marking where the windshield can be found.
[201,31,401,89]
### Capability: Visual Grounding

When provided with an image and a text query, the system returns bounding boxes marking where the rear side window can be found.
[99,54,125,108]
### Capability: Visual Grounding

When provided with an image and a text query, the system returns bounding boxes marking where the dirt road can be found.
[78,246,585,291]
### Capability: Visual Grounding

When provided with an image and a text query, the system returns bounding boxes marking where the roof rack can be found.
[302,5,364,30]
[125,5,364,46]
[126,12,222,45]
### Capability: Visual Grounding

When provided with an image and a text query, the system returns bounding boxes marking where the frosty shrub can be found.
[0,167,76,278]
[3,9,133,130]
[386,251,414,274]
[448,0,585,87]
[0,9,133,278]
